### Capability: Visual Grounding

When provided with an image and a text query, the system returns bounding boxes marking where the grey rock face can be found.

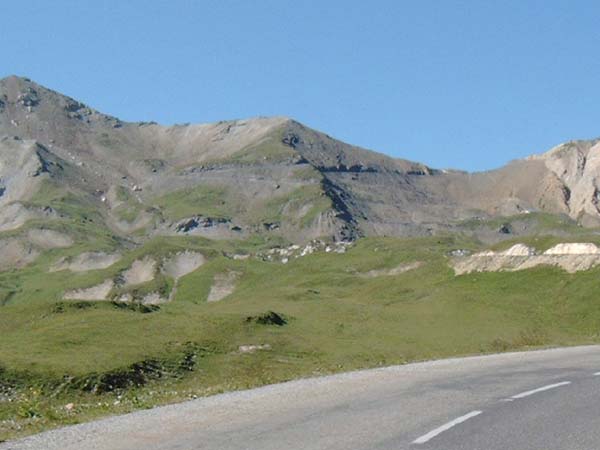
[0,75,598,242]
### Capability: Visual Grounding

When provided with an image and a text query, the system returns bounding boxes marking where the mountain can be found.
[4,75,600,440]
[1,75,599,247]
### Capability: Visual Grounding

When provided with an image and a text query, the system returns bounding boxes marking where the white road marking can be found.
[413,410,482,444]
[594,372,600,376]
[510,381,571,399]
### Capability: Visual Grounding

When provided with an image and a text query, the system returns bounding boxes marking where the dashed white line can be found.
[413,410,483,444]
[414,379,576,444]
[510,381,571,399]
[594,372,600,376]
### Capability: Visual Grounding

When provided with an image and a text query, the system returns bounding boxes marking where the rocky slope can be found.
[1,75,599,250]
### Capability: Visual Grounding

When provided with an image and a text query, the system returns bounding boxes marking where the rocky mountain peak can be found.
[1,75,46,107]
[0,75,119,128]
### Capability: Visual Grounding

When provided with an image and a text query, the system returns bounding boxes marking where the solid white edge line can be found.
[511,381,571,399]
[413,410,483,444]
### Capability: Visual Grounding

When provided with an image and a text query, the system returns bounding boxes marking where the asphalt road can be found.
[3,345,600,450]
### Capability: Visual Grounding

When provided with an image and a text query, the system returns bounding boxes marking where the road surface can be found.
[3,345,600,449]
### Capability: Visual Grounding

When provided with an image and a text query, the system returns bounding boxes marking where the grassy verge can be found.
[1,235,600,440]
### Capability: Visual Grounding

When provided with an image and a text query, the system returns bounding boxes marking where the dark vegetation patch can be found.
[51,301,96,313]
[0,290,16,307]
[50,301,160,315]
[0,343,211,396]
[246,311,288,326]
[110,301,160,314]
[498,222,513,234]
[488,329,548,353]
[69,343,209,394]
[72,360,169,394]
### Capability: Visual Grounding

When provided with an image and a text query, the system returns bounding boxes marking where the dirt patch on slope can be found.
[207,271,240,302]
[27,229,73,249]
[51,252,121,272]
[162,251,205,279]
[122,257,156,286]
[112,210,155,234]
[0,230,71,272]
[359,261,423,278]
[63,279,114,300]
[0,239,39,271]
[0,203,34,232]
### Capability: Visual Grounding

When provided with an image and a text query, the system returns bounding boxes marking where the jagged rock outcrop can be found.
[0,137,53,206]
[528,140,600,225]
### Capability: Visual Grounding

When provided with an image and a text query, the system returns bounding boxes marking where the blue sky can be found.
[1,0,598,171]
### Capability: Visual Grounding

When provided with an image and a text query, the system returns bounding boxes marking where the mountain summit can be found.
[0,76,599,245]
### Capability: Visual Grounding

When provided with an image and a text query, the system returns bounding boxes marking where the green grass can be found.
[490,233,600,252]
[110,187,151,224]
[2,233,600,440]
[151,176,331,232]
[254,184,332,226]
[114,186,131,202]
[459,211,585,236]
[228,135,296,164]
[152,185,234,221]
[19,179,123,250]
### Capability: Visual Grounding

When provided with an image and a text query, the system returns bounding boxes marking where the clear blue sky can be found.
[1,1,598,171]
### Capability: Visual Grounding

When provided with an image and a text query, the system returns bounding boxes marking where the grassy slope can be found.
[151,166,331,231]
[153,185,234,221]
[227,132,296,164]
[2,233,600,439]
[250,184,332,227]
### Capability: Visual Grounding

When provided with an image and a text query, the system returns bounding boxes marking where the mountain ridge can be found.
[1,75,600,245]
[2,74,597,173]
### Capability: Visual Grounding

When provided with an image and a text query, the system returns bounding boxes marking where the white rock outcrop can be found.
[502,244,536,256]
[543,243,600,255]
[530,141,600,225]
[452,243,600,275]
[141,292,167,305]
